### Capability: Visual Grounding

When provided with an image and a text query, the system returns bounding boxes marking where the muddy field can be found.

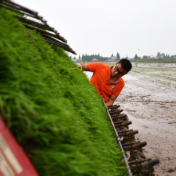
[116,63,176,176]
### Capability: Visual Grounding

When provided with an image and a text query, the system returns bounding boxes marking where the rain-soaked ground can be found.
[115,63,176,176]
[85,62,176,175]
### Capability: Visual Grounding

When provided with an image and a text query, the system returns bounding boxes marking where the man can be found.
[77,59,132,106]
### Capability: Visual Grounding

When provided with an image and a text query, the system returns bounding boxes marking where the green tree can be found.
[116,52,120,60]
[82,54,86,61]
[134,54,138,59]
[142,55,148,59]
[161,53,165,59]
[157,52,161,59]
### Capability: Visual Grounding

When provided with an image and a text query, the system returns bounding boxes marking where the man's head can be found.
[119,59,132,73]
[111,59,132,78]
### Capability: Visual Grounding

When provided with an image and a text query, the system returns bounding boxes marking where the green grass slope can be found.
[0,9,124,176]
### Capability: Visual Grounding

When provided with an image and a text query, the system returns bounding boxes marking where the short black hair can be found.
[119,59,132,72]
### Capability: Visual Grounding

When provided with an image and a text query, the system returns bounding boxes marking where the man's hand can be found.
[105,94,117,106]
[76,63,82,70]
[76,63,89,71]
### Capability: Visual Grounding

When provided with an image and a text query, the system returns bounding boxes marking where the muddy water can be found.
[134,62,176,70]
[116,72,176,176]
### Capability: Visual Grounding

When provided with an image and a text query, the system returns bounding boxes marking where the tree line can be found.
[134,52,175,60]
[70,52,120,61]
[70,52,176,61]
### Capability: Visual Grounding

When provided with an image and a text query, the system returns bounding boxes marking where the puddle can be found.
[135,63,176,69]
[124,112,176,141]
[162,171,176,176]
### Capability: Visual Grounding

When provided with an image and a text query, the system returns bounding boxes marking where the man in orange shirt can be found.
[77,59,132,106]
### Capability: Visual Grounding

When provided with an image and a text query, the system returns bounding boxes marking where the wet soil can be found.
[115,65,176,176]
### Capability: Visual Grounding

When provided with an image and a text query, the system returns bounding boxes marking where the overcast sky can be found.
[15,0,176,58]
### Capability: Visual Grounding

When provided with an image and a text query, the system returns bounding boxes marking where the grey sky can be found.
[15,0,176,58]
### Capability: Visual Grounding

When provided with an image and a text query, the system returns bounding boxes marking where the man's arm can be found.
[76,63,89,71]
[105,94,117,106]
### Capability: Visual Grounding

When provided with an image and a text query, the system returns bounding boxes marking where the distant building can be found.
[171,55,176,59]
[149,55,157,59]
[92,58,98,62]
[106,56,118,62]
[156,55,164,59]
[110,56,117,61]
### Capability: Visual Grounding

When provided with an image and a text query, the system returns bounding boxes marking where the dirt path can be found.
[115,70,176,176]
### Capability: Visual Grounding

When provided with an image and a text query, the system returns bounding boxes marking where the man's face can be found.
[112,62,127,78]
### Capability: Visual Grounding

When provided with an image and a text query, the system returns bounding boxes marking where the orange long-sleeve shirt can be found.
[87,62,125,102]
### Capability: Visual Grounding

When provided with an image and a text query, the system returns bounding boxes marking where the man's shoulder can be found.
[118,77,125,85]
[88,62,110,71]
[88,62,109,67]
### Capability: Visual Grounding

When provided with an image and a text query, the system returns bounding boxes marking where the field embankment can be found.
[116,64,176,175]
[132,59,176,63]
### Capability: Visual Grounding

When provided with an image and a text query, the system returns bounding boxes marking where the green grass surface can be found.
[0,8,125,176]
